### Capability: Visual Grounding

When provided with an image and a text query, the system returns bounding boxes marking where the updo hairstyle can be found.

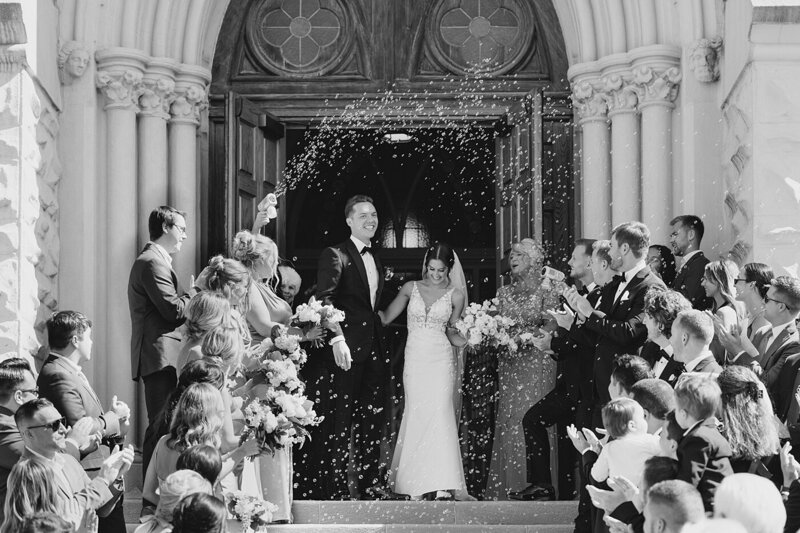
[204,255,250,304]
[184,291,231,342]
[232,230,279,279]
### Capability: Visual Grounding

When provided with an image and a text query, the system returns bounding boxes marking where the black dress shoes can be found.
[508,484,555,501]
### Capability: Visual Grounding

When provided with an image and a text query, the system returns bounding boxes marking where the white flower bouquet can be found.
[241,388,323,452]
[226,490,278,532]
[454,298,518,352]
[249,329,307,368]
[292,297,345,333]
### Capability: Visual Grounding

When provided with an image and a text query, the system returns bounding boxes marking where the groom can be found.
[298,195,387,500]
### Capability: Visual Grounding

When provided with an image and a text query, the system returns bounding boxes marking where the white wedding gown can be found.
[389,282,467,497]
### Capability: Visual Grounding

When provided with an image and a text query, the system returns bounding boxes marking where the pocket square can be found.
[619,292,631,303]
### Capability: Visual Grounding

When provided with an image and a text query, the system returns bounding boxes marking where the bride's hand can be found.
[378,310,388,326]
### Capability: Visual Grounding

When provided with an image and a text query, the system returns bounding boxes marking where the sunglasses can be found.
[25,417,66,432]
[766,296,788,307]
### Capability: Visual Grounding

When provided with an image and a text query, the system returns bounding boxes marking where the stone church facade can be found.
[1,0,798,441]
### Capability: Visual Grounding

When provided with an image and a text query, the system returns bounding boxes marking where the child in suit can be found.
[673,373,734,512]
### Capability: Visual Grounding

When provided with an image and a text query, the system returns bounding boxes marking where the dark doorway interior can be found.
[284,127,497,306]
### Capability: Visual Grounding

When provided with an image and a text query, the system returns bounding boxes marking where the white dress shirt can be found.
[350,235,378,308]
[614,260,647,303]
[652,344,674,377]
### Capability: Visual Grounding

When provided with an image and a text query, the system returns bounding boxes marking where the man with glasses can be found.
[128,206,196,475]
[15,398,133,522]
[0,357,97,521]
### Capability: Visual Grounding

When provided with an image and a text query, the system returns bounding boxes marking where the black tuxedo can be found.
[672,251,712,311]
[640,342,684,386]
[584,266,665,408]
[297,238,387,500]
[677,418,733,512]
[522,285,601,494]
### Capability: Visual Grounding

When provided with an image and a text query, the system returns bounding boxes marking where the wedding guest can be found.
[278,264,303,308]
[20,513,75,533]
[717,366,780,476]
[134,470,212,533]
[39,311,131,532]
[702,260,742,364]
[1,459,63,533]
[514,239,598,504]
[640,288,692,385]
[606,456,680,532]
[631,379,676,435]
[669,215,712,310]
[673,373,733,511]
[129,206,195,468]
[716,263,774,367]
[670,310,723,374]
[682,519,747,533]
[647,245,677,287]
[564,222,664,417]
[608,354,653,400]
[642,480,705,533]
[659,411,683,460]
[176,445,222,495]
[174,292,231,374]
[197,255,253,348]
[485,238,559,500]
[171,493,227,533]
[714,473,785,533]
[142,383,258,508]
[15,399,132,525]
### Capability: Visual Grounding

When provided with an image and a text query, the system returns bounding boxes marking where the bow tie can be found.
[578,287,589,296]
[613,274,625,283]
[360,246,372,256]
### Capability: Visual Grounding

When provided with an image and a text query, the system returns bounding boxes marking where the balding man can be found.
[643,480,705,533]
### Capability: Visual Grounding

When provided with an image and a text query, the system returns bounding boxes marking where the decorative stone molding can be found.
[0,45,25,74]
[632,66,682,108]
[96,69,143,110]
[138,77,175,119]
[602,74,638,115]
[689,37,722,83]
[572,80,608,123]
[58,41,91,85]
[171,66,211,125]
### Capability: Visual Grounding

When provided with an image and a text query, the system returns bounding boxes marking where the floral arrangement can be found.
[240,389,322,451]
[226,490,278,532]
[292,297,345,333]
[454,299,518,352]
[250,331,307,368]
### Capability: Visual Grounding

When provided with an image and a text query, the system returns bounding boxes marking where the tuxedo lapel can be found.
[345,239,371,303]
[764,325,799,370]
[610,267,651,314]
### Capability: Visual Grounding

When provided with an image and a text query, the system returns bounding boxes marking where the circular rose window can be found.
[430,0,533,76]
[246,0,350,76]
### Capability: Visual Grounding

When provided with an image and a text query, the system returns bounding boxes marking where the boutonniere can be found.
[619,291,631,303]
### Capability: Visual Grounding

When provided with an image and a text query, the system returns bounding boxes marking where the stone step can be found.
[125,500,578,527]
[129,525,572,533]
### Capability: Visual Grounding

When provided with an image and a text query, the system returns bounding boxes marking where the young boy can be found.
[631,378,676,434]
[608,354,654,400]
[673,373,733,511]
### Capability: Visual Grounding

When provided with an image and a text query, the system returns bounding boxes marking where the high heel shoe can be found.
[434,490,454,501]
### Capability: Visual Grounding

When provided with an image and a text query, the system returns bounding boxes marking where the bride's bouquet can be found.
[454,299,518,353]
[291,298,345,333]
[225,490,278,532]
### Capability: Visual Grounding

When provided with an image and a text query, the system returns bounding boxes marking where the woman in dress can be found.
[379,242,467,500]
[647,244,677,287]
[486,238,559,500]
[175,291,231,373]
[702,260,742,364]
[231,230,323,522]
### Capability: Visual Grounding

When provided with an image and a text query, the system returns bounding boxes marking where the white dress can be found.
[389,282,467,497]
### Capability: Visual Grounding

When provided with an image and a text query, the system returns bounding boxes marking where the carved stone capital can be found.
[632,66,681,108]
[689,37,722,83]
[572,80,608,123]
[170,84,208,125]
[602,75,638,116]
[0,44,26,74]
[58,41,91,85]
[139,77,175,119]
[96,69,143,110]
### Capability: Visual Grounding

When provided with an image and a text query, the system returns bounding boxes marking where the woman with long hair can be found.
[142,383,259,507]
[175,291,231,373]
[2,459,62,533]
[647,245,677,287]
[702,260,742,364]
[717,366,780,476]
[380,242,468,500]
[485,238,559,500]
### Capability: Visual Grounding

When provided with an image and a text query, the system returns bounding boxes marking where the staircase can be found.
[123,459,577,532]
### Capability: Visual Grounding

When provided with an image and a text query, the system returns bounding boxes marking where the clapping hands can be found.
[99,444,135,485]
[566,424,603,455]
[67,417,101,455]
[564,287,595,318]
[547,305,575,331]
[781,442,800,488]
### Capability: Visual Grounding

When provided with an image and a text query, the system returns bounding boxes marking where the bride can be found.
[379,242,468,500]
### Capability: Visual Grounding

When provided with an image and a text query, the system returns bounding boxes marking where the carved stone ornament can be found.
[427,0,534,76]
[245,0,353,77]
[572,80,608,121]
[96,69,143,109]
[58,41,91,85]
[170,84,208,124]
[632,66,681,107]
[602,74,638,114]
[689,37,722,83]
[139,77,175,118]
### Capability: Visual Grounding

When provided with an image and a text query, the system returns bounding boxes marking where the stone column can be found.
[604,74,641,226]
[573,78,611,238]
[95,48,146,442]
[169,66,209,285]
[633,63,681,243]
[138,61,176,248]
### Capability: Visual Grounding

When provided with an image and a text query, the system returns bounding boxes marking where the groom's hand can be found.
[333,341,352,371]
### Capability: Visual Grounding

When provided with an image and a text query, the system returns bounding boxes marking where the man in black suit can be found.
[669,310,723,375]
[298,195,387,500]
[128,206,194,472]
[566,222,665,419]
[0,358,95,523]
[510,239,597,504]
[38,311,131,532]
[669,215,712,310]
